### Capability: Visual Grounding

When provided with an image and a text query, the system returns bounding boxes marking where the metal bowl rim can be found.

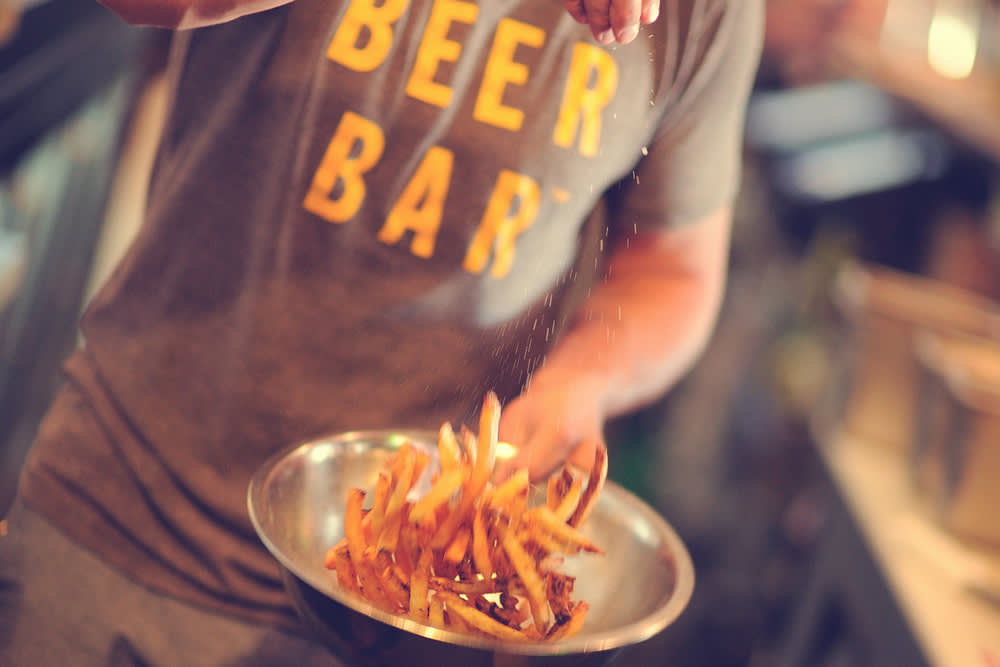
[248,429,695,656]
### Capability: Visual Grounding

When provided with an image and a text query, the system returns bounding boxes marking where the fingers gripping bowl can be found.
[248,429,694,666]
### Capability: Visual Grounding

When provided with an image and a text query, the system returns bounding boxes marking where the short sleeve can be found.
[615,0,764,231]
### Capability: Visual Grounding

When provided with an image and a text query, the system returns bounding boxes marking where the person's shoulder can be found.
[650,0,763,42]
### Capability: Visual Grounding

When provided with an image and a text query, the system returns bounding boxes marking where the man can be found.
[1,0,762,664]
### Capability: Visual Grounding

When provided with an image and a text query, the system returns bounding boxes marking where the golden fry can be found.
[471,505,494,579]
[323,538,348,569]
[432,395,499,550]
[501,527,551,634]
[569,442,607,528]
[548,602,589,640]
[345,489,389,608]
[397,522,418,577]
[409,548,433,620]
[444,526,471,565]
[437,422,462,472]
[409,467,465,525]
[438,592,529,642]
[376,503,407,553]
[429,575,500,595]
[527,506,603,554]
[372,549,409,610]
[326,392,604,642]
[492,469,529,511]
[477,391,501,476]
[519,524,563,558]
[444,607,476,635]
[546,467,573,511]
[368,473,391,539]
[551,475,583,523]
[330,547,359,594]
[429,594,446,629]
[384,444,416,527]
[459,426,477,466]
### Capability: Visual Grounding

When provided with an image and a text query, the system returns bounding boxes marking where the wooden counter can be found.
[811,430,1000,667]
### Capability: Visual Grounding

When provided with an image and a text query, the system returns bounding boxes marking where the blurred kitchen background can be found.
[4,1,1000,665]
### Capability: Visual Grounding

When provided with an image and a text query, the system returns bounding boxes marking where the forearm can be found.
[97,0,292,28]
[530,207,732,420]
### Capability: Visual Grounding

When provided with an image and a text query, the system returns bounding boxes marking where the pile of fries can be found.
[324,391,608,642]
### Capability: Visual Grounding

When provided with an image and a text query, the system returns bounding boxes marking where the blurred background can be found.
[3,1,1000,665]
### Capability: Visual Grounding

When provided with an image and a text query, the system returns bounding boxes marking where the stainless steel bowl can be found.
[248,430,695,667]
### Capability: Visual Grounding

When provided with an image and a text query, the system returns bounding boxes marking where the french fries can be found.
[324,391,607,642]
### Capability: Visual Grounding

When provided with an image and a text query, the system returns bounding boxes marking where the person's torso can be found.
[23,0,731,623]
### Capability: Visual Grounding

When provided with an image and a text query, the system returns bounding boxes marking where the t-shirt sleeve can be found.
[616,0,764,231]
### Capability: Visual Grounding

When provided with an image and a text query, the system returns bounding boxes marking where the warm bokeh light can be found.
[927,9,979,79]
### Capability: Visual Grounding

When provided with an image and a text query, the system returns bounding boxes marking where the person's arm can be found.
[498,0,764,480]
[498,206,731,479]
[97,0,293,29]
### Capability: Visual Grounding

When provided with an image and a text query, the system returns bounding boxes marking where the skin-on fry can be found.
[471,505,494,579]
[409,467,465,525]
[329,547,359,594]
[547,601,589,640]
[494,591,530,628]
[459,426,477,465]
[519,524,564,558]
[327,391,605,642]
[444,607,476,636]
[429,595,446,629]
[323,538,348,569]
[501,527,551,634]
[437,422,462,473]
[443,526,471,565]
[368,473,391,538]
[376,503,407,553]
[384,444,417,526]
[491,469,529,511]
[526,506,603,555]
[429,576,500,595]
[477,391,500,476]
[412,448,431,491]
[437,592,529,642]
[372,549,409,610]
[551,475,583,523]
[569,442,607,528]
[432,392,502,550]
[409,548,433,620]
[345,489,390,609]
[547,467,574,511]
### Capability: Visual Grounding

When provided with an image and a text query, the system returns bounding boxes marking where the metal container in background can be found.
[820,260,1000,456]
[913,332,1000,549]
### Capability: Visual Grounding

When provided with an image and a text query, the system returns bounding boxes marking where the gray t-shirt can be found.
[22,0,763,630]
